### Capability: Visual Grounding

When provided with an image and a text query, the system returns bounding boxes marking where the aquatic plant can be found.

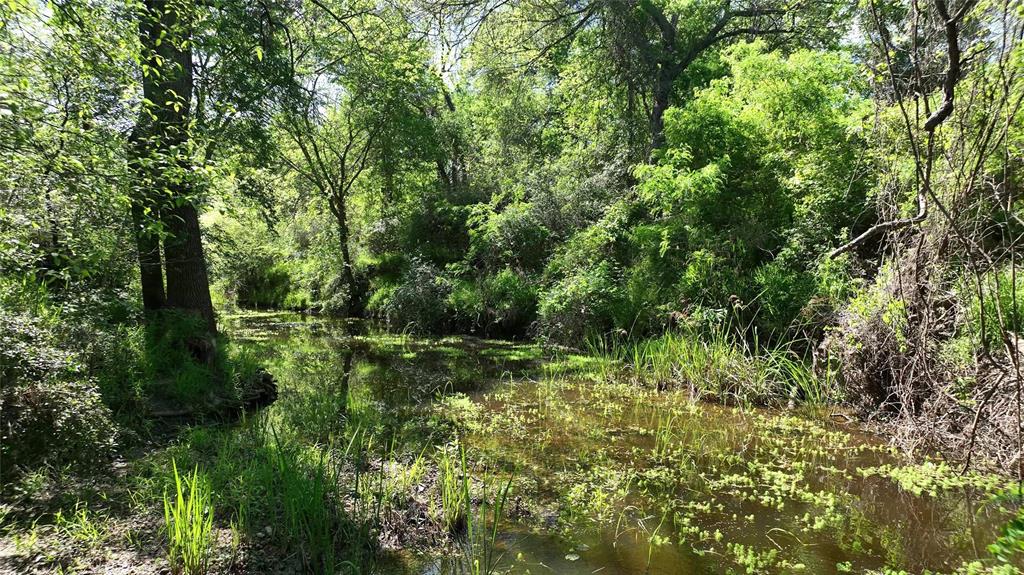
[652,410,676,460]
[458,473,514,575]
[437,442,471,533]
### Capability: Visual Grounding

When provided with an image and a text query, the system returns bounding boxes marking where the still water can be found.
[226,312,1020,575]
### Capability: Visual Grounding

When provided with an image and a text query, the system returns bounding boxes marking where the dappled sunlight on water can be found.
[224,312,1022,575]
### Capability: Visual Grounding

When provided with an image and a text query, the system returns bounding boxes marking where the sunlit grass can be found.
[583,327,836,407]
[163,461,213,575]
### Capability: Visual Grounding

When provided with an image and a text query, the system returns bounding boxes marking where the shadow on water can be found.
[223,312,1023,575]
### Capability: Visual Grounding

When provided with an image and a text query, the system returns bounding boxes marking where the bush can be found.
[0,307,119,475]
[377,258,452,333]
[236,262,292,309]
[479,268,538,337]
[539,262,621,343]
[447,278,485,331]
[207,212,296,310]
[468,202,551,273]
[1,379,117,475]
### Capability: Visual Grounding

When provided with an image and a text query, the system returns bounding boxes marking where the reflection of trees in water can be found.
[335,347,354,433]
[271,342,357,445]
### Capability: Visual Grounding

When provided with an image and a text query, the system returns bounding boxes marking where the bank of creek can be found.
[2,311,1022,575]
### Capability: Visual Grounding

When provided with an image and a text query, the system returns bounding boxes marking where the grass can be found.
[432,440,514,575]
[586,327,835,406]
[163,460,214,575]
[460,472,513,575]
[437,443,470,534]
[273,443,340,570]
[53,502,103,546]
[139,407,379,575]
[652,410,676,460]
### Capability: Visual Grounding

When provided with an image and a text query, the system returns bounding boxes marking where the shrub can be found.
[539,262,621,343]
[468,202,551,273]
[0,309,118,475]
[378,258,452,333]
[447,278,485,332]
[0,379,117,476]
[236,262,292,309]
[479,268,538,337]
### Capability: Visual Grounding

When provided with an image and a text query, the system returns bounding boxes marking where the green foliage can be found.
[0,379,118,477]
[584,327,837,406]
[468,202,551,273]
[436,444,470,533]
[539,261,621,343]
[377,258,453,333]
[207,209,295,310]
[0,274,261,478]
[477,269,538,337]
[163,461,214,575]
[990,509,1024,564]
[965,266,1024,350]
[0,291,118,475]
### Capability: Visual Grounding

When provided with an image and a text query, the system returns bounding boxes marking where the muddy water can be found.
[226,312,1020,575]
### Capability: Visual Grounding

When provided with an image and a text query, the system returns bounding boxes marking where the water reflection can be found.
[225,313,1021,575]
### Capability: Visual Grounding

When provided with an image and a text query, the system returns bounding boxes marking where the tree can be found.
[429,0,846,157]
[129,0,292,330]
[129,0,215,332]
[273,1,436,315]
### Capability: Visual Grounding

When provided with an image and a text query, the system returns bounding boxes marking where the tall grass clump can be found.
[765,350,837,406]
[267,425,359,573]
[652,411,676,459]
[586,325,834,407]
[434,440,514,575]
[436,443,470,533]
[163,460,214,575]
[458,473,513,575]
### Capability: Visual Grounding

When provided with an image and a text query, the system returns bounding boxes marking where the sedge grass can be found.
[163,460,214,575]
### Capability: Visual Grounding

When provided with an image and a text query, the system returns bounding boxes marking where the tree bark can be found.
[130,199,166,310]
[649,65,676,153]
[331,195,359,316]
[133,0,216,332]
[164,202,216,332]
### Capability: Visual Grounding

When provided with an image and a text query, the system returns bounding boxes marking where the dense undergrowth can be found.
[3,0,1024,572]
[0,276,261,478]
[201,26,1024,471]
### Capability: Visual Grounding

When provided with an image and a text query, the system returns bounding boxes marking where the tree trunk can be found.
[649,63,676,155]
[164,202,217,333]
[131,200,166,310]
[128,123,166,311]
[134,0,216,333]
[334,200,359,316]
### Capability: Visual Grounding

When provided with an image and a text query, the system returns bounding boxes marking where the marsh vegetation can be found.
[5,0,1024,572]
[3,313,1023,574]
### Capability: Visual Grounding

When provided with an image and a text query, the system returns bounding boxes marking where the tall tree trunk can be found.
[333,197,359,316]
[134,0,216,333]
[649,69,673,154]
[130,200,166,310]
[128,124,166,311]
